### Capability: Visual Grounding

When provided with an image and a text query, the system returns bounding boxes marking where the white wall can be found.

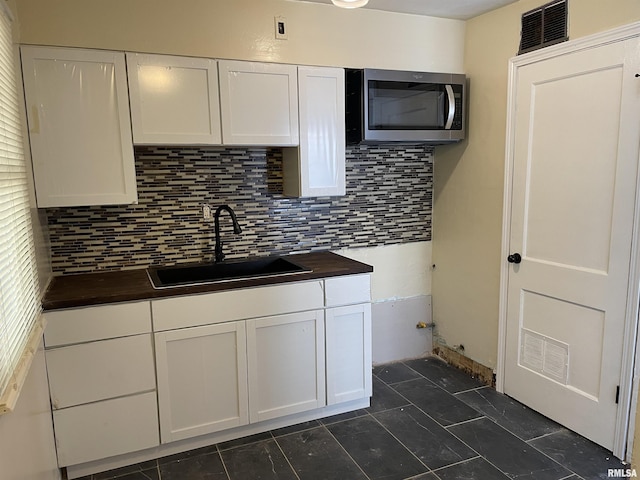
[336,242,431,302]
[0,345,60,480]
[14,0,465,73]
[336,242,433,363]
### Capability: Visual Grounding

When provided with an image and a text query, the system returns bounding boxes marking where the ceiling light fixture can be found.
[331,0,369,9]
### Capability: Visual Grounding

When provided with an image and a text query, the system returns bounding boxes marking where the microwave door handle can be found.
[445,84,455,130]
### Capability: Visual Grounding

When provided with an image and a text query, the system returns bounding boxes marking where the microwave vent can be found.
[518,0,568,55]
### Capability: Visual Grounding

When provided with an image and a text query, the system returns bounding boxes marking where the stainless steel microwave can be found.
[345,68,466,145]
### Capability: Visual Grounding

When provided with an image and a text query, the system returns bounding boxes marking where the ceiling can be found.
[290,0,520,20]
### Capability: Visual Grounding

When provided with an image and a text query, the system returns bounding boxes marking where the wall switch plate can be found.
[275,16,287,40]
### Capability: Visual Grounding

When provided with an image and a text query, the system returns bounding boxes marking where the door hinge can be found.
[616,385,620,404]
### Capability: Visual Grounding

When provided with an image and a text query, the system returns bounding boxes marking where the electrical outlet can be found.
[202,204,212,221]
[275,16,287,40]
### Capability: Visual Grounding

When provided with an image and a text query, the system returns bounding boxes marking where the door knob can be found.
[507,253,522,264]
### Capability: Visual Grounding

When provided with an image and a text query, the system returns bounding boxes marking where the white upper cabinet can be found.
[21,46,137,208]
[126,53,222,145]
[283,66,345,197]
[218,60,299,146]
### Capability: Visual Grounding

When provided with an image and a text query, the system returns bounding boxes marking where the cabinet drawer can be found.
[152,280,324,331]
[46,334,155,409]
[53,392,159,467]
[325,275,371,307]
[44,301,151,347]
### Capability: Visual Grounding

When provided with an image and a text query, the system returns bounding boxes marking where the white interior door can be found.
[504,36,640,451]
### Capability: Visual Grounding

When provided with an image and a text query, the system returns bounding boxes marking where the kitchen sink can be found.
[147,256,312,289]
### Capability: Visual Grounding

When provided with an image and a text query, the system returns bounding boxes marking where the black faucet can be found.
[214,205,242,263]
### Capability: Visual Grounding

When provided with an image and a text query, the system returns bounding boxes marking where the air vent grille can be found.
[519,0,568,55]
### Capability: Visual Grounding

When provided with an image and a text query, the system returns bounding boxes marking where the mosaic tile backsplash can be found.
[46,145,434,274]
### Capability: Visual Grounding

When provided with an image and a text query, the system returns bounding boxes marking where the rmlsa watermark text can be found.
[608,469,638,478]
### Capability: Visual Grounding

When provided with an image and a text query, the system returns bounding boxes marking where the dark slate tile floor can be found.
[75,356,627,480]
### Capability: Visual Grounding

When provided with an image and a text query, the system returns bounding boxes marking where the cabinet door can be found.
[218,60,298,146]
[21,46,137,207]
[284,66,345,197]
[326,303,372,405]
[126,53,222,145]
[155,321,249,443]
[247,310,325,423]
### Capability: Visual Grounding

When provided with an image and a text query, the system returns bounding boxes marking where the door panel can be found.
[246,310,325,423]
[218,60,299,146]
[505,37,640,450]
[326,303,372,405]
[520,291,604,397]
[155,321,249,443]
[523,68,621,272]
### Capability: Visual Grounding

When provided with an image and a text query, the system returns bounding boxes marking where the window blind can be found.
[0,6,42,413]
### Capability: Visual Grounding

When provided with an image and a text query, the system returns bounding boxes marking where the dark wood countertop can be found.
[42,251,374,310]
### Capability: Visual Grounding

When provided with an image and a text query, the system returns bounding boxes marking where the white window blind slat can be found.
[0,7,41,412]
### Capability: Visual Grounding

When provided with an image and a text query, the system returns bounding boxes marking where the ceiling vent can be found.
[518,0,568,55]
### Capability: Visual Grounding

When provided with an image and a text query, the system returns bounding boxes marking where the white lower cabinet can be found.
[43,302,159,468]
[155,309,327,442]
[154,321,249,443]
[247,310,326,423]
[326,303,372,405]
[47,275,372,472]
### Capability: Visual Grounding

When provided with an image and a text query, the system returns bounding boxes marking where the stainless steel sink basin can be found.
[147,256,312,289]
